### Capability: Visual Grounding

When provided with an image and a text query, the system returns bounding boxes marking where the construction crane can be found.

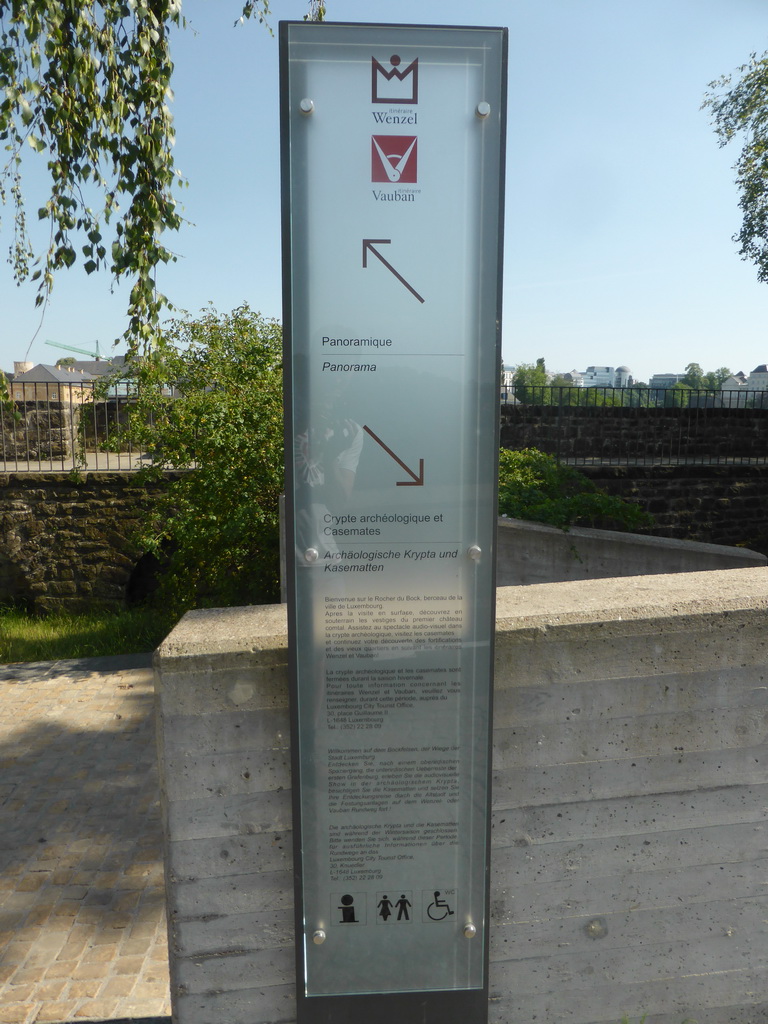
[45,339,108,361]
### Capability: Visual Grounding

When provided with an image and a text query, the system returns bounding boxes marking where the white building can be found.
[562,369,584,386]
[649,373,686,390]
[720,371,749,408]
[747,364,768,390]
[581,365,632,388]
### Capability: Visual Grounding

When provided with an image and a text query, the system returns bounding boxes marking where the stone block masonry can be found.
[0,472,178,613]
[500,401,768,463]
[2,466,768,614]
[583,463,768,553]
[154,571,768,1024]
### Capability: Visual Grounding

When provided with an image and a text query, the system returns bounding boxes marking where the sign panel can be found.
[280,21,506,1024]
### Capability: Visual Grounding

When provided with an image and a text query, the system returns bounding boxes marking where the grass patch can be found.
[0,605,174,664]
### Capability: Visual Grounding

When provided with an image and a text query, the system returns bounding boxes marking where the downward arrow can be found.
[363,425,424,486]
[362,239,425,304]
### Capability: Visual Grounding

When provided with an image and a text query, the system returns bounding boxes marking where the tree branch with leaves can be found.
[704,51,768,282]
[0,0,271,364]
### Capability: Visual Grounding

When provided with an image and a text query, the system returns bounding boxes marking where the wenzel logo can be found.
[371,54,418,104]
[371,136,417,183]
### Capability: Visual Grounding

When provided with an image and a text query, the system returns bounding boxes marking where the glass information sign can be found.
[280,21,507,1024]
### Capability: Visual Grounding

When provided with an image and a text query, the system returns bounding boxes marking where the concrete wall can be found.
[496,516,766,586]
[154,569,768,1024]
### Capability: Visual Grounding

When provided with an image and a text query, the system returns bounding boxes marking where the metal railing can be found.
[500,386,768,466]
[1,383,150,472]
[3,383,767,472]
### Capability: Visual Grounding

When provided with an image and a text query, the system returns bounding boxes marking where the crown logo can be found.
[371,54,419,104]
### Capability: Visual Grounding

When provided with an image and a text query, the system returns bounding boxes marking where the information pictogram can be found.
[426,890,455,922]
[377,892,413,923]
[372,135,418,183]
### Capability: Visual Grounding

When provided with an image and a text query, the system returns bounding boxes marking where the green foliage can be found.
[303,1,326,20]
[703,366,732,389]
[682,361,704,389]
[498,448,654,532]
[0,1,270,370]
[665,382,692,407]
[512,357,549,402]
[122,304,284,618]
[682,362,732,391]
[704,52,768,282]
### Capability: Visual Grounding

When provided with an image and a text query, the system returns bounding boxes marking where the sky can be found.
[1,0,767,384]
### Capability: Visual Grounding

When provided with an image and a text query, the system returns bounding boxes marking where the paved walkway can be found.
[0,655,171,1024]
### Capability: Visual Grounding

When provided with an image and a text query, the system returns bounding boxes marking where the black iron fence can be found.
[3,383,767,472]
[1,383,149,472]
[500,387,768,466]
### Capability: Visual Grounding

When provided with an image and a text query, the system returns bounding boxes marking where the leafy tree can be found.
[682,362,704,389]
[664,382,692,407]
[624,384,651,406]
[118,304,284,618]
[512,358,549,403]
[704,53,768,282]
[498,448,653,532]
[682,364,732,391]
[703,366,732,389]
[0,0,270,367]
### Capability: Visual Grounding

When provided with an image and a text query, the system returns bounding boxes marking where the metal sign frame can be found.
[280,21,507,1024]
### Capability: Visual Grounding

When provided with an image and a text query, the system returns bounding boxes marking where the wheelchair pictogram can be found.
[426,890,455,921]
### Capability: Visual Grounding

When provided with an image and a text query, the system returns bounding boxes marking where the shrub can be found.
[498,448,653,532]
[123,304,284,618]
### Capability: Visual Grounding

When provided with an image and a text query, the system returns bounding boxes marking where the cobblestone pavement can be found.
[0,655,171,1024]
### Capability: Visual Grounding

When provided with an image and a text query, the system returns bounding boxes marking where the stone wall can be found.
[153,569,768,1024]
[581,464,768,553]
[2,464,768,615]
[0,472,176,613]
[500,401,768,462]
[0,401,78,461]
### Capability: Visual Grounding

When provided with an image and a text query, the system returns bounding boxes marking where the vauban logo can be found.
[371,136,417,183]
[371,54,418,104]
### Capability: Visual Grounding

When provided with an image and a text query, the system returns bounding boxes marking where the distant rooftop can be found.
[14,363,95,384]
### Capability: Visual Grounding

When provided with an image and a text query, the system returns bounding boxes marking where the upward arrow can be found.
[362,239,425,304]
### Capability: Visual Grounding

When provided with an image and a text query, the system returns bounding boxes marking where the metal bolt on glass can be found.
[464,923,477,939]
[312,929,326,945]
[304,548,319,563]
[475,101,491,118]
[467,544,482,561]
[299,97,315,114]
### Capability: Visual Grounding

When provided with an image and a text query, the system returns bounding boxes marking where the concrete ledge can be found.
[154,568,768,1024]
[496,515,766,586]
[495,564,768,626]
